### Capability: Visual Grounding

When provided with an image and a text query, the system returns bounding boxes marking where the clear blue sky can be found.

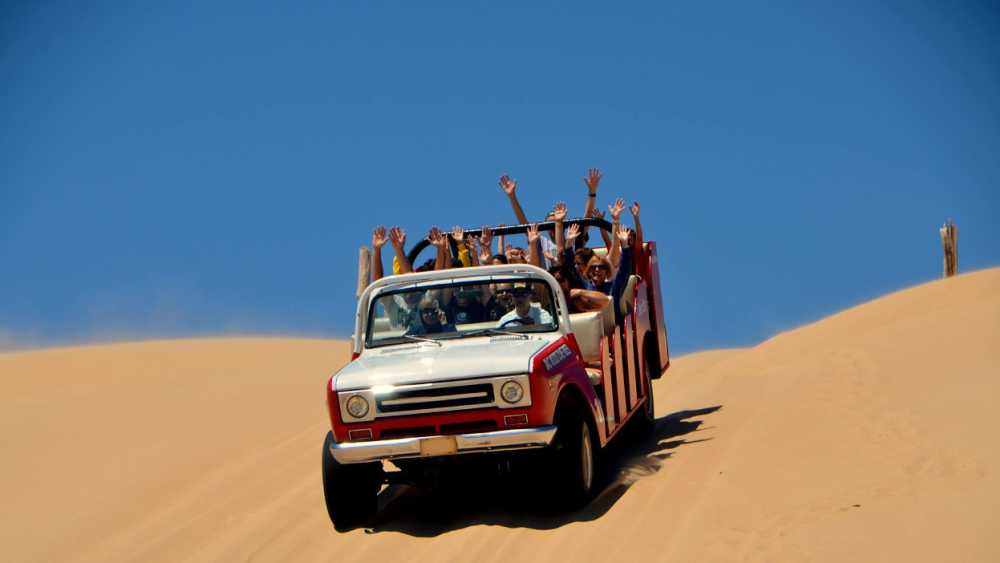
[2,1,998,353]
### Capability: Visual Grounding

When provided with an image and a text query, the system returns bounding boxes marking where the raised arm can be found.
[499,175,529,225]
[590,207,613,251]
[428,227,448,271]
[525,223,543,267]
[371,225,387,281]
[582,168,601,225]
[388,226,412,274]
[607,198,625,269]
[560,223,588,290]
[551,202,567,251]
[451,226,472,267]
[629,201,644,255]
[479,226,494,263]
[496,223,506,255]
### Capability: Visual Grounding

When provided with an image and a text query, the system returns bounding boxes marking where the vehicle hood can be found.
[333,336,555,391]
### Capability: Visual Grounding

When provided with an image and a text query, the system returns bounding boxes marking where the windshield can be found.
[366,278,559,347]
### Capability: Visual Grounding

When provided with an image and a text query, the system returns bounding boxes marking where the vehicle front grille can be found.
[380,426,436,439]
[440,420,497,435]
[375,383,495,416]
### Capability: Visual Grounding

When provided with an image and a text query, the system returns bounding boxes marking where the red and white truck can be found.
[322,218,670,530]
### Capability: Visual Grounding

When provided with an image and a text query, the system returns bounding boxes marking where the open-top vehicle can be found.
[322,218,670,530]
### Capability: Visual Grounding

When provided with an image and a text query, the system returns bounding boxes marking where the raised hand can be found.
[498,175,517,196]
[551,201,567,222]
[616,225,632,244]
[589,207,606,220]
[388,226,406,249]
[372,225,387,249]
[565,223,581,245]
[478,241,492,264]
[427,226,447,248]
[608,197,625,221]
[450,225,464,242]
[584,168,602,194]
[479,225,492,249]
[630,201,641,219]
[526,223,540,245]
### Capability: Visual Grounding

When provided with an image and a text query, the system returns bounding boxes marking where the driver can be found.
[496,282,553,328]
[406,293,457,335]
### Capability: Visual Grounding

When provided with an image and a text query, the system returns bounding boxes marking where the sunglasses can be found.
[420,308,438,315]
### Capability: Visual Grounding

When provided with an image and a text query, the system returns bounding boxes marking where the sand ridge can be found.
[1,269,998,562]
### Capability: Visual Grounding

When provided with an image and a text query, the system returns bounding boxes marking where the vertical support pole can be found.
[601,338,617,434]
[939,220,958,278]
[357,246,371,298]
[613,331,628,424]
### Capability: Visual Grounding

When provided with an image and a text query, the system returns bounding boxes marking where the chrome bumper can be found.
[329,425,558,464]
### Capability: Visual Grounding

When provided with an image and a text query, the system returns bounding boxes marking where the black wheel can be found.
[550,405,598,510]
[633,353,656,437]
[322,432,382,531]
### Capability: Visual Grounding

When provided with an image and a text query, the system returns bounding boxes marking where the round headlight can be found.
[345,395,370,418]
[500,380,524,404]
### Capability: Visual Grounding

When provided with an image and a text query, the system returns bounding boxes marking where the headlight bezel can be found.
[345,394,370,418]
[500,380,525,404]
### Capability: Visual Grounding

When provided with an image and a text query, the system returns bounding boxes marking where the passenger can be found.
[496,282,554,327]
[506,246,527,264]
[485,282,515,321]
[585,255,614,294]
[574,247,594,277]
[406,294,456,336]
[548,264,609,314]
[446,286,487,324]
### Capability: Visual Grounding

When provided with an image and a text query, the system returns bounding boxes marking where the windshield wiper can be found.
[401,334,443,347]
[462,328,530,340]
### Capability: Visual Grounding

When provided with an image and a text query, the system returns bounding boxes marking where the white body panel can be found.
[334,334,557,391]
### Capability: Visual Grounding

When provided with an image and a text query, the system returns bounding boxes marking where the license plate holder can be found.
[419,436,458,457]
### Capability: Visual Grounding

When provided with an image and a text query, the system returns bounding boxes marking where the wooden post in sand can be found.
[357,246,371,298]
[939,220,958,278]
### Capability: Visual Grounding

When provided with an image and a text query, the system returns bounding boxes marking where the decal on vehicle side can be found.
[542,343,573,372]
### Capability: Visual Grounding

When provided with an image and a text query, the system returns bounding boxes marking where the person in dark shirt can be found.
[485,282,515,321]
[446,286,487,324]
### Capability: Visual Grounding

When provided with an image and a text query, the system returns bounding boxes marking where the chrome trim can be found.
[339,374,532,422]
[329,426,558,464]
[381,391,489,406]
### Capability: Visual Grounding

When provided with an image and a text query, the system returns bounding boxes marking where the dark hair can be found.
[415,258,436,272]
[489,254,508,264]
[575,247,594,263]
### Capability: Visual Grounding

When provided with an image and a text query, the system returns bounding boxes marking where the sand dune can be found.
[2,268,998,562]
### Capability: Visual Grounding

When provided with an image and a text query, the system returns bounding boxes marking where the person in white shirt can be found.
[496,284,554,328]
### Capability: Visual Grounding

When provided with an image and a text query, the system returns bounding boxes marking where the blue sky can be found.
[2,1,998,353]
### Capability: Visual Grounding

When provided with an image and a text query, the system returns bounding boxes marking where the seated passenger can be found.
[406,294,457,336]
[446,286,487,324]
[485,282,515,321]
[496,283,554,328]
[585,255,614,294]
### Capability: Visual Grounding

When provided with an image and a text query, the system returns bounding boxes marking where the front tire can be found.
[551,408,598,509]
[322,432,382,531]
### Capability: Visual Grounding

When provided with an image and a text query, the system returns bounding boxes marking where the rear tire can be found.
[322,432,382,531]
[633,350,656,437]
[550,406,598,510]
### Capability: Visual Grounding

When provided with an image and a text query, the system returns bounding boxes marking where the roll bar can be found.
[405,217,613,266]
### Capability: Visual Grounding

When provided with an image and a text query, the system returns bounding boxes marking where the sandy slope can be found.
[2,268,998,562]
